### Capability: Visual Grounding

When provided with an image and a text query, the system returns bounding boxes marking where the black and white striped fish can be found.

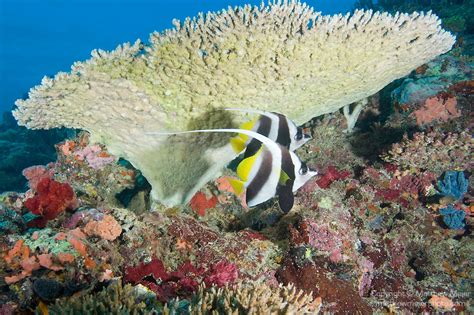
[225,108,312,158]
[147,128,317,213]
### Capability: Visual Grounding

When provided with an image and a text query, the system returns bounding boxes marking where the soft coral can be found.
[24,178,77,228]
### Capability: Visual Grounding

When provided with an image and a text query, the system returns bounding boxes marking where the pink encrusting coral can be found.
[83,214,122,241]
[189,191,217,217]
[74,144,115,170]
[412,96,460,125]
[22,165,55,190]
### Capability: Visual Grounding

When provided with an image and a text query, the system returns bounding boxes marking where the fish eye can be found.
[299,162,308,175]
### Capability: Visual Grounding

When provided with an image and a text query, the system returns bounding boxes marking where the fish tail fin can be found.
[228,178,245,196]
[230,136,246,153]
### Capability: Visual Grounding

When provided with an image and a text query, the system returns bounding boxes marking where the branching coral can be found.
[187,282,317,314]
[45,281,148,315]
[12,1,455,206]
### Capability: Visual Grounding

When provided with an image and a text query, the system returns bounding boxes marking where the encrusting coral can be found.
[12,1,455,206]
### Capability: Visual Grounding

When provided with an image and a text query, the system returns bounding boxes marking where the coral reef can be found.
[12,1,455,206]
[0,1,472,314]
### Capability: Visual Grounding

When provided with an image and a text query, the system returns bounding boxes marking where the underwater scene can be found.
[0,0,473,313]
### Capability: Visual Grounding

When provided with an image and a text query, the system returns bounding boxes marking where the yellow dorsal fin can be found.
[230,137,246,153]
[228,178,245,195]
[238,119,257,142]
[236,148,261,181]
[279,169,290,185]
[240,119,256,131]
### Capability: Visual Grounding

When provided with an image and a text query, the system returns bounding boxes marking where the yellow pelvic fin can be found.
[279,169,291,185]
[236,148,261,181]
[228,178,245,196]
[230,137,246,153]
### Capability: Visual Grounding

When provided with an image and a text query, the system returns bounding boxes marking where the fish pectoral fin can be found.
[230,137,246,153]
[228,178,245,196]
[277,181,294,213]
[279,170,291,186]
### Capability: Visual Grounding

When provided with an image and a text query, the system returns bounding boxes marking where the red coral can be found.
[203,260,238,287]
[189,192,217,216]
[24,178,77,228]
[124,258,238,302]
[238,229,268,241]
[316,165,351,189]
[124,258,169,284]
[375,188,401,201]
[390,172,436,197]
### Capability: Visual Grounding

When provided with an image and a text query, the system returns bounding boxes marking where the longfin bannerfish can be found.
[224,108,312,158]
[147,128,317,213]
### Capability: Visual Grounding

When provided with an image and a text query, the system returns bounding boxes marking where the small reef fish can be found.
[147,128,317,213]
[224,108,312,158]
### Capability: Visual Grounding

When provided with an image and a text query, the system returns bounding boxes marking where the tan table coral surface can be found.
[13,1,455,206]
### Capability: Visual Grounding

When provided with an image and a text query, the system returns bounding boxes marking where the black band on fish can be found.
[280,146,295,182]
[246,149,273,205]
[275,113,291,148]
[244,115,272,158]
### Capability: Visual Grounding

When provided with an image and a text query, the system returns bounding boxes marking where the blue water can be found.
[0,0,355,117]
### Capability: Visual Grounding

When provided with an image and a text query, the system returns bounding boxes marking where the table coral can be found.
[13,1,455,206]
